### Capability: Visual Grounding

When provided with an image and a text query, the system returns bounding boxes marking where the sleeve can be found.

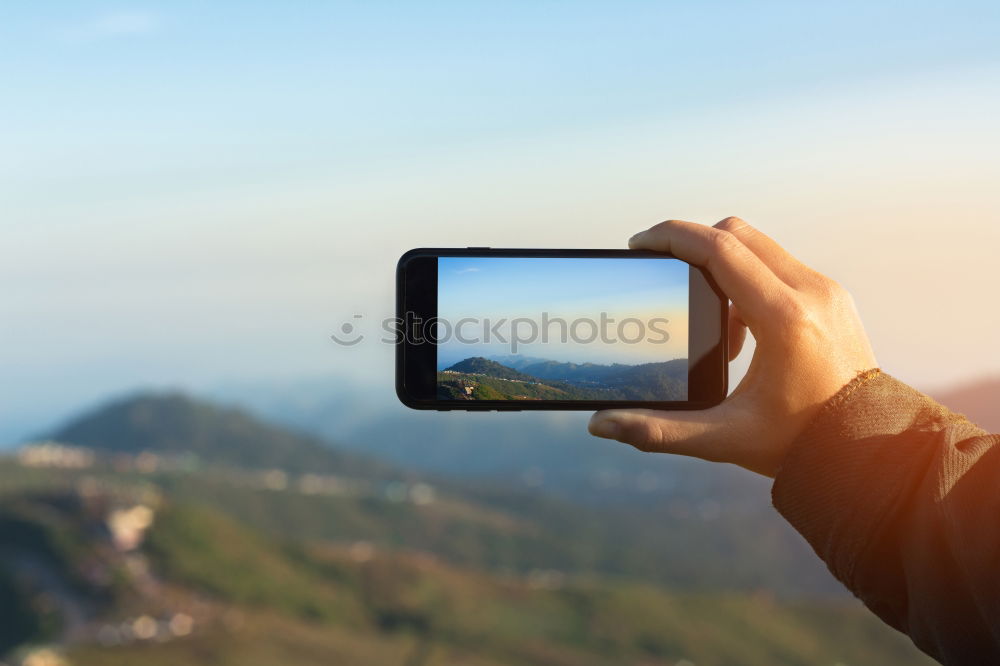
[772,369,1000,665]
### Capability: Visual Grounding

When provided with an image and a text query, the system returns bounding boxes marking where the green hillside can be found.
[438,372,614,400]
[0,392,935,665]
[445,357,541,381]
[16,394,843,597]
[0,485,931,666]
[0,456,832,597]
[440,357,687,400]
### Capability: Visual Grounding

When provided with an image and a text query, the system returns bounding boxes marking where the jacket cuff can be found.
[770,369,957,585]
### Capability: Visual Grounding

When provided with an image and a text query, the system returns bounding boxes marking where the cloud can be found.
[455,267,480,274]
[62,11,160,41]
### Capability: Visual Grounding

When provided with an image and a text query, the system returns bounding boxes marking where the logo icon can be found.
[330,314,364,346]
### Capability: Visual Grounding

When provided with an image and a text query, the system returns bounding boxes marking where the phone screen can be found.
[436,256,689,401]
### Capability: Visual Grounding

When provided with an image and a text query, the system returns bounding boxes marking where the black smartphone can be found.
[395,248,728,411]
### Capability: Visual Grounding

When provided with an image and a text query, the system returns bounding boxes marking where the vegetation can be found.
[438,372,613,400]
[0,392,936,665]
[0,569,45,655]
[445,357,541,381]
[439,357,687,400]
[70,500,934,666]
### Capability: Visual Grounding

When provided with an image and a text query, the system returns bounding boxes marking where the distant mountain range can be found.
[439,356,687,401]
[47,392,395,479]
[34,393,835,596]
[208,371,1000,519]
[10,371,990,663]
[0,392,934,665]
[932,376,1000,431]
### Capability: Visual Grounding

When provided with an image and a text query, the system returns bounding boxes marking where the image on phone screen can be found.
[436,257,689,401]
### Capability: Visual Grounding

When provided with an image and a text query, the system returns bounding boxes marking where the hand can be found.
[588,217,879,477]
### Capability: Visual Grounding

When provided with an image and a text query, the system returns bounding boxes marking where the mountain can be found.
[437,373,612,401]
[220,371,1000,507]
[440,358,618,400]
[484,354,554,371]
[517,359,630,381]
[217,378,748,504]
[21,392,832,596]
[444,357,539,382]
[47,392,395,478]
[932,376,1000,432]
[0,390,940,663]
[518,358,681,382]
[443,357,686,401]
[521,357,688,397]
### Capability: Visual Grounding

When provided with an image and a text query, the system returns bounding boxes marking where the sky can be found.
[2,1,1000,440]
[436,257,689,367]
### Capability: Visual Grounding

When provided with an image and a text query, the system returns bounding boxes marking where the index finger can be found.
[630,219,789,328]
[713,216,816,289]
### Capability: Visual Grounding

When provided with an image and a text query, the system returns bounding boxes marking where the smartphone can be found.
[395,248,728,411]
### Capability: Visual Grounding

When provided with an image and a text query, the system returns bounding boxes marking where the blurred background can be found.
[2,2,998,665]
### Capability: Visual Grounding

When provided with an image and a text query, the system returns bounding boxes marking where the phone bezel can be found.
[396,248,728,411]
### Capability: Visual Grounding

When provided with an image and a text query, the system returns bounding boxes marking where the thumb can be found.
[588,406,739,463]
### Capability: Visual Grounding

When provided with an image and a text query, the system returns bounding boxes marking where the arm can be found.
[588,217,999,664]
[774,369,1000,664]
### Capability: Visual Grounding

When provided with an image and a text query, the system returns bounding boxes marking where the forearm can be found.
[772,370,1000,664]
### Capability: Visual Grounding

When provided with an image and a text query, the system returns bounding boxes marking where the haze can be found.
[3,2,999,439]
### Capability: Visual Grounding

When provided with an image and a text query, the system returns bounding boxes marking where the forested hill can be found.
[1,389,934,666]
[444,357,539,381]
[47,392,395,478]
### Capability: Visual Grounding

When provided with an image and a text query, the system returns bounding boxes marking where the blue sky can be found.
[4,1,999,195]
[437,257,689,366]
[439,257,688,314]
[2,2,999,439]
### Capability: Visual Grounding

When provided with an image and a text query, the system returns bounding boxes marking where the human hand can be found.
[588,217,879,477]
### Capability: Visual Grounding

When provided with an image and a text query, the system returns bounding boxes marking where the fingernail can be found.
[590,419,621,440]
[628,232,644,245]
